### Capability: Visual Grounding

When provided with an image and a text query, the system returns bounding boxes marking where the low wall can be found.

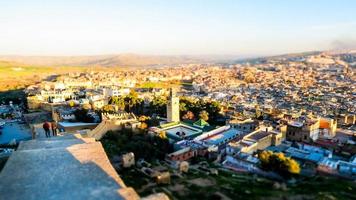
[58,123,99,133]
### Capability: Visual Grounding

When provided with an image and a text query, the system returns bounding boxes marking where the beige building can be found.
[226,127,284,155]
[166,88,180,122]
[337,114,356,125]
[319,118,337,138]
[227,117,259,133]
[286,119,319,143]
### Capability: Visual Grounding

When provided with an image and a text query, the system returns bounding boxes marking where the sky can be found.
[0,0,356,56]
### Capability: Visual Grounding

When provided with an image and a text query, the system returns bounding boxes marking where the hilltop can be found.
[0,54,207,67]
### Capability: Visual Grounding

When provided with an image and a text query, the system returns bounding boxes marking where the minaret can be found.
[167,88,180,122]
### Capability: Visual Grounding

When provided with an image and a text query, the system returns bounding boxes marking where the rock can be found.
[273,182,281,190]
[142,193,170,200]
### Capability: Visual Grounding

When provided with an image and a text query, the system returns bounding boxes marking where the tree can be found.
[139,122,148,130]
[285,158,300,174]
[101,129,172,161]
[150,96,167,116]
[82,104,92,110]
[124,90,144,114]
[138,115,150,122]
[199,110,209,121]
[102,105,114,113]
[205,101,221,121]
[147,117,160,127]
[179,96,221,124]
[179,102,187,112]
[180,96,198,114]
[109,91,144,114]
[68,101,75,107]
[259,150,273,169]
[73,108,95,123]
[110,96,125,111]
[158,131,167,139]
[258,150,300,176]
[182,111,195,120]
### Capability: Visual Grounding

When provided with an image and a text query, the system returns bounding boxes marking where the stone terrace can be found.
[0,134,139,200]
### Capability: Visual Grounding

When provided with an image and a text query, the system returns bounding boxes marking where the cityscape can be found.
[0,1,355,200]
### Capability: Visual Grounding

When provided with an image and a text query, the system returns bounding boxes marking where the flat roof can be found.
[162,124,202,141]
[204,128,241,145]
[285,147,324,163]
[168,147,191,156]
[247,131,271,141]
[288,121,303,127]
[241,139,256,146]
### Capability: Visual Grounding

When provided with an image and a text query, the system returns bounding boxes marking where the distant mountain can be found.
[0,54,209,67]
[2,50,354,67]
[233,51,322,64]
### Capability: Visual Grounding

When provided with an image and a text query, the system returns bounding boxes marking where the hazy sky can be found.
[1,0,356,56]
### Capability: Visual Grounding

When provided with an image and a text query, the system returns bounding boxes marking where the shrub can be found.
[258,150,300,176]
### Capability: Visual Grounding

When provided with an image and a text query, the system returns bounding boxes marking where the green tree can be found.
[158,131,167,139]
[123,90,145,114]
[108,91,144,114]
[102,105,114,113]
[179,96,222,124]
[199,110,209,121]
[150,96,167,116]
[179,102,187,112]
[205,101,221,122]
[109,96,125,111]
[285,158,301,174]
[138,115,150,122]
[125,90,139,112]
[68,101,75,107]
[258,150,300,176]
[101,129,172,161]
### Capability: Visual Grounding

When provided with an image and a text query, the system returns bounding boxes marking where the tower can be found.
[167,88,180,122]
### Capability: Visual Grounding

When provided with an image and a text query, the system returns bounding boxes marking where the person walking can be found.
[51,121,58,136]
[43,121,51,138]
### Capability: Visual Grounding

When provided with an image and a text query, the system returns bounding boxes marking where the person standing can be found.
[51,121,58,136]
[43,121,51,138]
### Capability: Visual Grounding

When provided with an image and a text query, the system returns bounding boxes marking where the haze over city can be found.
[0,1,355,200]
[1,0,356,56]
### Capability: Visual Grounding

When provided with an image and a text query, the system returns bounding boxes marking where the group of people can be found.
[42,121,58,138]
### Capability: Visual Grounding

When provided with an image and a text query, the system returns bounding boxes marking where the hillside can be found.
[0,54,205,67]
[0,61,86,92]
